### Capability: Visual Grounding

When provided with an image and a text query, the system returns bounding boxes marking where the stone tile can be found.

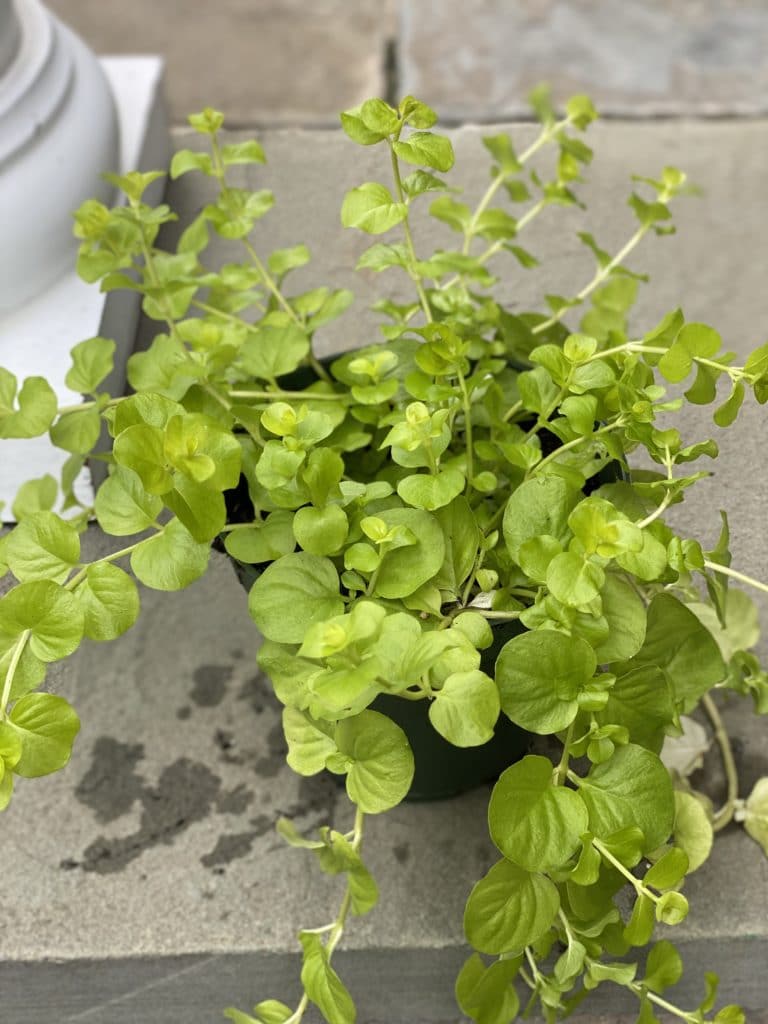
[401,0,768,119]
[4,120,768,1021]
[46,0,398,126]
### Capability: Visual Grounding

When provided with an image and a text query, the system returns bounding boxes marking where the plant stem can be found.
[388,142,433,324]
[554,721,575,785]
[702,692,740,831]
[226,388,347,403]
[532,224,649,336]
[528,419,624,478]
[0,631,30,720]
[626,981,698,1023]
[703,560,768,598]
[64,535,160,594]
[590,836,652,901]
[456,369,474,492]
[477,610,523,621]
[56,395,125,417]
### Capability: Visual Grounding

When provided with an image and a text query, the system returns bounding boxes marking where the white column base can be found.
[0,56,170,518]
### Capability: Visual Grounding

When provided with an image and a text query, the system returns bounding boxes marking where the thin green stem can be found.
[0,631,30,720]
[590,836,649,898]
[627,982,698,1023]
[636,490,675,530]
[554,721,575,785]
[226,388,347,403]
[56,395,125,417]
[388,142,433,323]
[532,224,649,336]
[636,446,674,529]
[284,994,310,1024]
[65,534,161,594]
[203,382,233,412]
[528,420,625,479]
[702,692,740,831]
[703,560,768,598]
[456,370,474,492]
[476,610,523,621]
[192,297,266,320]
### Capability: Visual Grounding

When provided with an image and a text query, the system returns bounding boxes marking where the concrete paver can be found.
[401,0,768,120]
[3,118,768,1021]
[45,0,398,126]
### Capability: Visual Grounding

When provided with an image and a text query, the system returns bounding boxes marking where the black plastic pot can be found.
[370,620,530,800]
[220,353,625,800]
[230,560,530,800]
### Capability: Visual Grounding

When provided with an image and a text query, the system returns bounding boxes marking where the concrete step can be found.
[2,119,768,1022]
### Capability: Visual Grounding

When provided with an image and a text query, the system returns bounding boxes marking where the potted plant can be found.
[1,88,767,1024]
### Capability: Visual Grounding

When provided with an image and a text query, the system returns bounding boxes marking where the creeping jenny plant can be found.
[2,88,768,1023]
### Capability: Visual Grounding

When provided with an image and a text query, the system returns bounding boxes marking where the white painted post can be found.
[0,2,170,513]
[0,0,21,73]
[0,0,120,313]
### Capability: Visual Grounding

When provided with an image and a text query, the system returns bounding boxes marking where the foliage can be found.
[1,87,766,1024]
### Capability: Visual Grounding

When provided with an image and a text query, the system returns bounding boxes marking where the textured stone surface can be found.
[46,0,397,126]
[3,120,768,1021]
[401,0,768,119]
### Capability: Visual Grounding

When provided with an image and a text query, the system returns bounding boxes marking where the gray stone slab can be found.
[45,0,397,126]
[3,120,768,1021]
[401,0,768,119]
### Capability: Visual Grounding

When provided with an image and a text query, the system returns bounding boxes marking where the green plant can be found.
[1,88,768,1024]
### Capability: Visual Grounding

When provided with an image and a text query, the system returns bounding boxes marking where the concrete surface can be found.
[43,1,768,126]
[3,119,768,1021]
[401,0,768,120]
[45,0,399,126]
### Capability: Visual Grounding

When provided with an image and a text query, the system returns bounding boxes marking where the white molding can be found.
[0,57,170,517]
[0,0,120,312]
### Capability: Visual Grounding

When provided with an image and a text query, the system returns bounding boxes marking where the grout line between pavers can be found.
[61,955,218,1022]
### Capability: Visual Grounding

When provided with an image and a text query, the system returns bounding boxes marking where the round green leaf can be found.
[496,629,596,734]
[593,573,647,662]
[336,710,414,813]
[113,423,172,494]
[0,372,58,438]
[11,474,58,522]
[129,519,211,591]
[503,476,579,563]
[594,665,674,754]
[374,507,445,599]
[397,469,465,511]
[546,551,605,609]
[392,132,455,172]
[428,670,500,747]
[578,744,675,853]
[0,580,83,662]
[49,405,103,454]
[463,858,560,955]
[224,512,296,564]
[283,707,337,776]
[94,467,163,536]
[8,693,80,777]
[248,552,344,643]
[78,563,140,641]
[631,593,726,712]
[671,791,713,872]
[164,477,227,543]
[3,511,80,584]
[489,754,589,871]
[743,777,768,857]
[65,336,116,394]
[293,504,349,556]
[341,182,407,234]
